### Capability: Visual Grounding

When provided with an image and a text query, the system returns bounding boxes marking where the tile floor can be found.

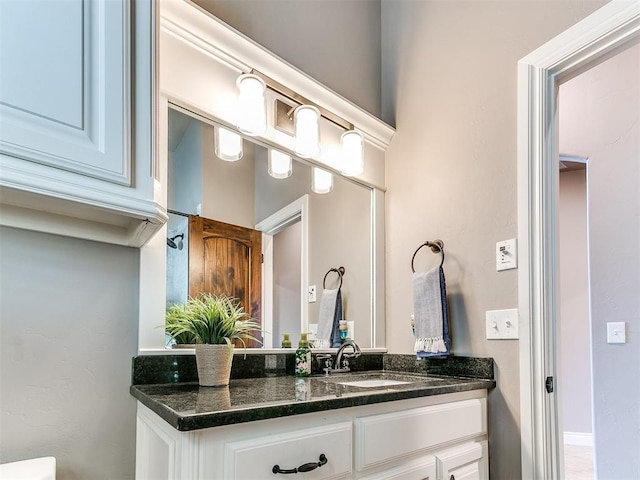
[564,444,594,479]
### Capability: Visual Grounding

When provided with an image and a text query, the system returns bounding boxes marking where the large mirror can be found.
[166,106,374,348]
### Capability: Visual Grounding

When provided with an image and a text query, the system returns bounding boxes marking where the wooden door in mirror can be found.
[188,215,262,346]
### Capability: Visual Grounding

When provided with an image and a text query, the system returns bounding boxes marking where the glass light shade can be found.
[312,167,333,194]
[294,105,320,158]
[236,74,266,136]
[214,126,243,161]
[340,130,364,177]
[268,149,292,179]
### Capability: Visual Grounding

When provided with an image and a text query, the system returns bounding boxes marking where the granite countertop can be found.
[131,366,495,431]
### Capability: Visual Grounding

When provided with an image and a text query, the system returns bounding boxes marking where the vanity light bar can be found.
[249,69,354,132]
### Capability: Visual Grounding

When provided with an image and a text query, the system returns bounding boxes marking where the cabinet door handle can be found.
[272,454,328,474]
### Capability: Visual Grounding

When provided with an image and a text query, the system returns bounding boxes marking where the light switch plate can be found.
[607,322,626,344]
[496,238,518,271]
[308,323,318,341]
[486,308,519,339]
[308,285,316,303]
[347,321,355,340]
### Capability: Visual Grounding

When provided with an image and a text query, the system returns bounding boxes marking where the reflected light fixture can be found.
[214,126,243,161]
[294,105,320,158]
[236,73,266,136]
[340,130,364,177]
[312,167,333,194]
[268,149,292,179]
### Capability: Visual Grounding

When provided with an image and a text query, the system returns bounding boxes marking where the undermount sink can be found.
[336,379,411,388]
[313,371,447,390]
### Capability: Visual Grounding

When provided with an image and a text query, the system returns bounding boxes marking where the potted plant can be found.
[165,293,262,386]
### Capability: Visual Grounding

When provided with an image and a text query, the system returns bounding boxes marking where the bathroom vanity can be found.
[131,355,494,480]
[120,3,494,478]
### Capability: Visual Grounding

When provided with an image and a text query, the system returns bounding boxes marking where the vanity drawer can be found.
[223,422,352,479]
[355,398,487,471]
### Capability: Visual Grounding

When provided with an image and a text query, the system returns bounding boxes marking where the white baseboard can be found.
[564,432,593,446]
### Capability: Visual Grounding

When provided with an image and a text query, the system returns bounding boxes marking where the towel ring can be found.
[411,240,445,273]
[323,266,345,289]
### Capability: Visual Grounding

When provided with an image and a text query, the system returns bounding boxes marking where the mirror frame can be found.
[138,0,394,353]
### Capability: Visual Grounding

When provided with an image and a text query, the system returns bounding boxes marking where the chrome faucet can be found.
[332,340,362,373]
[315,340,362,375]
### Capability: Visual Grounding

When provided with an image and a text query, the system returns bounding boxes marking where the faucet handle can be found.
[315,354,333,373]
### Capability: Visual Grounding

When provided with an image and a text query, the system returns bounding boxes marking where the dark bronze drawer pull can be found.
[272,454,328,474]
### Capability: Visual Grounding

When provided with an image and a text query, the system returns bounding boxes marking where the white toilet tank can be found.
[0,457,56,480]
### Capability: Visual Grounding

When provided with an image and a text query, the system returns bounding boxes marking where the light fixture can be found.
[214,126,243,161]
[312,167,333,194]
[340,130,364,177]
[268,149,292,179]
[294,105,320,158]
[236,73,266,136]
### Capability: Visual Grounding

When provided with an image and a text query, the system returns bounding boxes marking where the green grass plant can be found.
[165,293,262,350]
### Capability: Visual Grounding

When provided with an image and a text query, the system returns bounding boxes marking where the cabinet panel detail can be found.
[355,398,486,471]
[0,0,131,185]
[436,440,487,480]
[224,422,352,480]
[360,455,437,480]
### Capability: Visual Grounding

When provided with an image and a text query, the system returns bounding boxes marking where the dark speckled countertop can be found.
[130,354,495,431]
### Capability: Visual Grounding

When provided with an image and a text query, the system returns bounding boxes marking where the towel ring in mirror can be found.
[323,266,345,289]
[411,240,445,273]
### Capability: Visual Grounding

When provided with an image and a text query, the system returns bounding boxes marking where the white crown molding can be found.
[160,0,394,150]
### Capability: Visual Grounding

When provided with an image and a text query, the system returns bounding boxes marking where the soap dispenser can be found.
[281,333,292,348]
[295,333,311,377]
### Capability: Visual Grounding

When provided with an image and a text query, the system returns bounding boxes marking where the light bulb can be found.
[294,105,320,158]
[214,126,243,161]
[236,74,266,136]
[312,167,333,194]
[340,130,364,177]
[268,150,292,179]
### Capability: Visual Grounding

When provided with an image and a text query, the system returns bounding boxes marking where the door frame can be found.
[255,195,309,349]
[517,1,640,478]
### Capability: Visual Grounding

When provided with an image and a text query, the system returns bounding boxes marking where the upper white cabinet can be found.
[0,0,165,246]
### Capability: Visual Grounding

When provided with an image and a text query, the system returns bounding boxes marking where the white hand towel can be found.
[315,288,338,348]
[413,266,448,355]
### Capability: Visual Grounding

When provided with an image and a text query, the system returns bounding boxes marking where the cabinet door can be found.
[355,398,487,471]
[436,441,488,480]
[136,404,198,480]
[223,422,352,480]
[0,0,130,185]
[361,455,437,480]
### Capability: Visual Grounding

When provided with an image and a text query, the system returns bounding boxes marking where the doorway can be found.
[556,44,639,478]
[558,158,592,479]
[517,2,640,478]
[255,195,309,348]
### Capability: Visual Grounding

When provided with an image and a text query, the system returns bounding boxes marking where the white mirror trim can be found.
[139,0,393,353]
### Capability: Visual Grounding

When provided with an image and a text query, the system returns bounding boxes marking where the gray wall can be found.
[193,0,382,118]
[559,44,640,479]
[558,170,592,435]
[168,115,202,216]
[0,227,138,480]
[202,123,256,228]
[307,176,372,346]
[380,1,606,478]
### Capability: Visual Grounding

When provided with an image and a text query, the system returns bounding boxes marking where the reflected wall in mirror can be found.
[166,107,374,348]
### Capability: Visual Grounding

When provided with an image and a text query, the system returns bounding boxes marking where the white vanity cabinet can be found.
[135,390,489,480]
[0,1,164,246]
